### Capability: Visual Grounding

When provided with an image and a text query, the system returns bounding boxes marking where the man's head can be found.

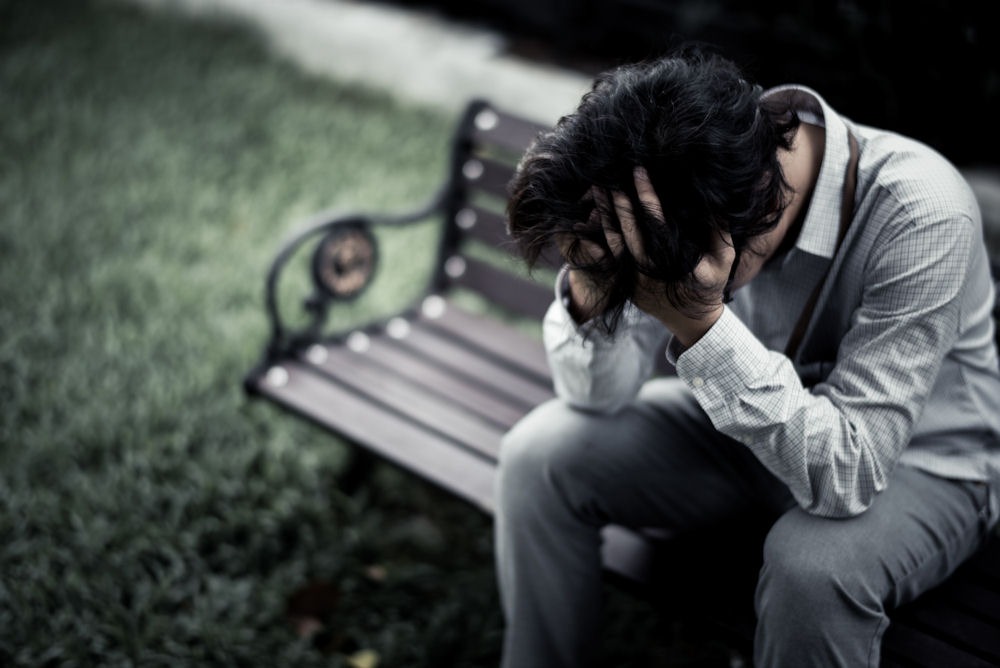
[507,47,800,332]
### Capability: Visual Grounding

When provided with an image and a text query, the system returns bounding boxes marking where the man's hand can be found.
[557,197,619,324]
[595,167,734,347]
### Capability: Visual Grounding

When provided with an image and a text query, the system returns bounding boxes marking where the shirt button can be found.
[691,376,706,388]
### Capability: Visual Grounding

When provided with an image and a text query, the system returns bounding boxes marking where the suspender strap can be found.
[784,130,860,359]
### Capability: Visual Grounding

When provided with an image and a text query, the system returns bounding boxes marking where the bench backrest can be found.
[432,100,556,320]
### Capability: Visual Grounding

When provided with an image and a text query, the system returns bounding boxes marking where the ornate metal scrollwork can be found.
[311,222,377,300]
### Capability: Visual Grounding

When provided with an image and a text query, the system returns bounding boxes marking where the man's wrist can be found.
[558,264,604,324]
[664,304,725,350]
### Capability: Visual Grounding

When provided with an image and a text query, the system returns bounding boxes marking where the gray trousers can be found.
[495,378,992,667]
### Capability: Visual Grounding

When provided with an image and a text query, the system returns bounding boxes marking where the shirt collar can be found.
[761,84,852,260]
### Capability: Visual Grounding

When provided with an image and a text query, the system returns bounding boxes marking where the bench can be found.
[244,100,1000,666]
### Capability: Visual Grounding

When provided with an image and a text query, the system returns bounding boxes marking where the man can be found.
[496,47,1000,667]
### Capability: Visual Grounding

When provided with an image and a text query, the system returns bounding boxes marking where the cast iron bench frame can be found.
[244,99,1000,667]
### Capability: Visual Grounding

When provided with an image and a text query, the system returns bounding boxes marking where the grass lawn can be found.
[0,1,736,666]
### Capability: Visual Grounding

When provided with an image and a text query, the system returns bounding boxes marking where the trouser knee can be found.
[757,509,881,627]
[496,400,605,522]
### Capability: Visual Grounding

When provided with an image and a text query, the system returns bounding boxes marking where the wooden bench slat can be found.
[306,344,508,461]
[464,155,517,201]
[423,302,551,383]
[457,206,562,271]
[472,109,546,156]
[460,204,512,249]
[453,256,553,319]
[322,334,532,435]
[248,361,497,512]
[400,322,555,409]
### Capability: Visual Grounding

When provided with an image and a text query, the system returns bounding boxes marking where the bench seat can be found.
[247,294,666,586]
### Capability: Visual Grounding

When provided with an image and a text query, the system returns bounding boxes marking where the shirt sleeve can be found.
[543,294,669,414]
[674,213,975,518]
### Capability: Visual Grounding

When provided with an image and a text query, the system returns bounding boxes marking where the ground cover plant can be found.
[0,1,731,665]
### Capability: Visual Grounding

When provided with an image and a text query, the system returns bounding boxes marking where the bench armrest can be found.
[262,194,446,361]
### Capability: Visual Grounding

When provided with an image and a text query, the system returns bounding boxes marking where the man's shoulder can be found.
[856,126,979,230]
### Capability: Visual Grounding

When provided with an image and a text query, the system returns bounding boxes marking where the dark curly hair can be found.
[507,46,800,333]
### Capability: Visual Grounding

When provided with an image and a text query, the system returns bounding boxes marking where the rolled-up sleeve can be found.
[674,213,974,517]
[543,297,669,414]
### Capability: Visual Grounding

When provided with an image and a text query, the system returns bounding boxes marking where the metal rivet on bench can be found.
[462,159,484,181]
[346,331,370,353]
[386,317,411,339]
[455,207,477,230]
[474,108,499,131]
[444,255,466,278]
[422,295,447,319]
[265,365,289,388]
[305,344,328,365]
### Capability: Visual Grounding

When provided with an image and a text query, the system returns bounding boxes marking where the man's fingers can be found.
[692,230,737,292]
[578,236,605,263]
[633,166,665,223]
[612,189,647,262]
[592,171,665,264]
[716,230,734,248]
[591,186,626,258]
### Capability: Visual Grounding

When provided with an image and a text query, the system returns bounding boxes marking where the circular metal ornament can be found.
[312,222,377,300]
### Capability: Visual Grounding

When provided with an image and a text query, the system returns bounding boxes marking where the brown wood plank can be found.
[421,301,551,383]
[454,206,562,271]
[322,333,533,433]
[471,107,547,156]
[399,322,555,409]
[463,155,516,200]
[303,345,508,462]
[248,361,497,513]
[459,204,512,249]
[453,256,553,319]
